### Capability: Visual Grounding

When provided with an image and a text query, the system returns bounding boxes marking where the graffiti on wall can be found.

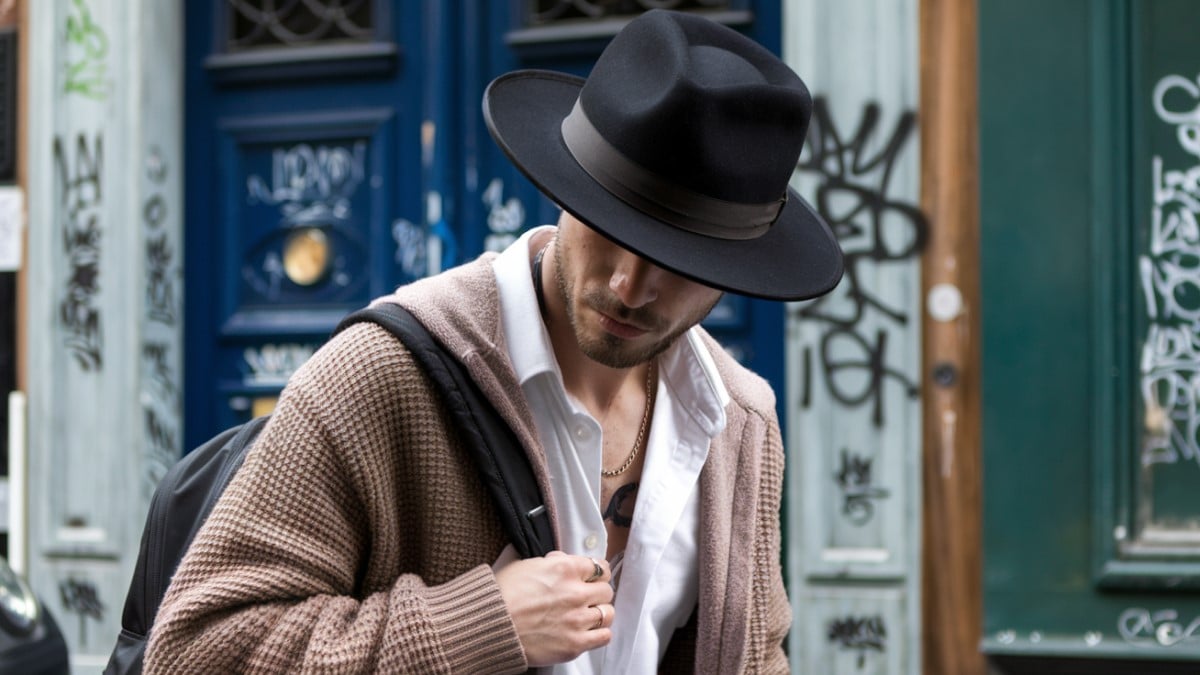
[243,343,317,386]
[142,148,181,494]
[59,576,104,644]
[834,448,891,526]
[393,192,458,280]
[144,152,177,326]
[827,614,887,669]
[793,98,928,428]
[1139,72,1200,467]
[1119,607,1200,648]
[55,133,104,371]
[63,0,110,100]
[247,140,367,220]
[483,178,525,253]
[245,141,367,297]
[392,218,428,279]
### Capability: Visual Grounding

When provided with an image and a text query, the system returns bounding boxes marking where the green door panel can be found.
[981,0,1200,664]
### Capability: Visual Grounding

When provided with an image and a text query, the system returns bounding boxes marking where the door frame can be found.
[919,0,984,673]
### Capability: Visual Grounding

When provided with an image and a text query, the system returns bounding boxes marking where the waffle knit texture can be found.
[143,252,791,674]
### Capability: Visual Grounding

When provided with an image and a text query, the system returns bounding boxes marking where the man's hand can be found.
[495,551,615,667]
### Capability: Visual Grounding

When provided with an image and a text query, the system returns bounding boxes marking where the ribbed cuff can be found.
[424,564,527,674]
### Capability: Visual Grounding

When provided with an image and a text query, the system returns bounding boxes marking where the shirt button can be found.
[573,424,589,440]
[584,533,599,550]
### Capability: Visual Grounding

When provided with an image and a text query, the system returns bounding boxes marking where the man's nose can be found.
[609,252,660,308]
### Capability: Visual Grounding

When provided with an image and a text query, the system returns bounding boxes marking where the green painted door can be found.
[980,0,1200,669]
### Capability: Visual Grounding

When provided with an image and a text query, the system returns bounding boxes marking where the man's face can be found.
[553,212,723,369]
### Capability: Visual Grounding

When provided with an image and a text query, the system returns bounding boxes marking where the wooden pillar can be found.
[919,0,984,673]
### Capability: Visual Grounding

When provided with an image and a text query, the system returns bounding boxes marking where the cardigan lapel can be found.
[695,403,762,674]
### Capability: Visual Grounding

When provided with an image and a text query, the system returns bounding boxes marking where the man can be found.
[145,9,841,674]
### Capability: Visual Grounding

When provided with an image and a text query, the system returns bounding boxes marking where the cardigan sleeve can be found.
[143,325,528,674]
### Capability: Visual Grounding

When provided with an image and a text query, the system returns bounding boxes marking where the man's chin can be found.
[578,333,665,370]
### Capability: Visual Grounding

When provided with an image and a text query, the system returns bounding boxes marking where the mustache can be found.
[582,288,663,331]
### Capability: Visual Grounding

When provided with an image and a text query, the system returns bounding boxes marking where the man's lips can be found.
[596,311,648,339]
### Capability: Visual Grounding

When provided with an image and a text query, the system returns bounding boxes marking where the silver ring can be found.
[591,605,605,630]
[585,558,604,583]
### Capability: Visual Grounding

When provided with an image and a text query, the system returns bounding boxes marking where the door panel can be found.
[1126,0,1200,568]
[980,0,1200,666]
[782,2,924,673]
[213,110,399,425]
[185,0,423,445]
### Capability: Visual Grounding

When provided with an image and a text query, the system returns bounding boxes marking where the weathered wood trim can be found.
[919,0,984,674]
[16,0,27,393]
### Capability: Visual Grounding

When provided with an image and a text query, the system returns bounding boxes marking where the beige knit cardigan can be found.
[143,253,791,674]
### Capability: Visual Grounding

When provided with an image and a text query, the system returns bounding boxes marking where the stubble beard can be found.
[553,247,719,370]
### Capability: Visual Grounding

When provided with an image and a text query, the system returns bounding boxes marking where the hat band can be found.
[561,101,784,241]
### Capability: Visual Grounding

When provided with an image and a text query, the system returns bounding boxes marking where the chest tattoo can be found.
[602,482,639,528]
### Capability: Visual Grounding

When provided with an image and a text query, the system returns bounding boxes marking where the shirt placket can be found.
[604,403,708,673]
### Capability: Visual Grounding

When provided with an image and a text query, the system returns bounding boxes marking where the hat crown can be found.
[577,10,813,205]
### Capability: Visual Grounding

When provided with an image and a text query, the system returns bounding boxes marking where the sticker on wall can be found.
[0,186,23,271]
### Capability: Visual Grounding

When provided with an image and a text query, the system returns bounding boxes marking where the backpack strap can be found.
[334,303,555,559]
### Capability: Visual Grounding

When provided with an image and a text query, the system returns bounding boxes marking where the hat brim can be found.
[483,70,845,301]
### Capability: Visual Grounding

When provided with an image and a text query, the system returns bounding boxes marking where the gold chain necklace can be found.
[602,362,657,477]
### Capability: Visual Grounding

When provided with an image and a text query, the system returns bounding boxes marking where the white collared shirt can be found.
[493,226,730,674]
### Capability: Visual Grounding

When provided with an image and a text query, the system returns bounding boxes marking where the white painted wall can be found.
[26,0,182,669]
[782,0,923,672]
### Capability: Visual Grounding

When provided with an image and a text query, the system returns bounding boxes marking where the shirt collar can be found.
[493,226,560,387]
[670,329,730,437]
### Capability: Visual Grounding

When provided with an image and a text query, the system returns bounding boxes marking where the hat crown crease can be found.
[578,16,808,205]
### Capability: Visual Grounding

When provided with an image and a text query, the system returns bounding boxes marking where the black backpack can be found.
[104,303,554,674]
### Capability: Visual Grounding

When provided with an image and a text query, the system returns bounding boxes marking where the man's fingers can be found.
[571,603,614,650]
[571,554,611,584]
[583,556,606,583]
[544,550,611,583]
[496,553,616,666]
[588,603,613,630]
[572,556,613,608]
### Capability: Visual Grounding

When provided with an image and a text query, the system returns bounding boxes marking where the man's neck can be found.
[532,230,645,417]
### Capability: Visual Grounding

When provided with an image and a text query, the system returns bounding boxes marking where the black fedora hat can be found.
[483,10,843,301]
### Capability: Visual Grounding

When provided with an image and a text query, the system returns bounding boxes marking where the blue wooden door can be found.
[184,0,785,448]
[184,0,433,446]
